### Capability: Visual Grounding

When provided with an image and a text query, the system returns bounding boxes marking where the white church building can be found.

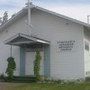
[0,3,90,80]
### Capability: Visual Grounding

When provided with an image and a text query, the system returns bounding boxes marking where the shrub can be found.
[85,77,90,82]
[34,49,41,81]
[6,57,16,79]
[0,76,37,83]
[0,73,5,81]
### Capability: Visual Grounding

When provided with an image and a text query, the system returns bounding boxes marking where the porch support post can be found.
[20,47,25,76]
[44,45,50,77]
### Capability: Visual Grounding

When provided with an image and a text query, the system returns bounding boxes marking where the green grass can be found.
[1,82,90,90]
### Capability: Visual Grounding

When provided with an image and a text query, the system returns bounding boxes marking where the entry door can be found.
[25,51,44,76]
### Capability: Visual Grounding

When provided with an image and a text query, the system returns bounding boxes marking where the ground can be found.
[0,82,90,90]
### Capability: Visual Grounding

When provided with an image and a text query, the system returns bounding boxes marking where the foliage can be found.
[34,49,41,81]
[6,57,16,79]
[11,76,37,83]
[0,11,8,25]
[2,11,8,24]
[0,73,4,78]
[2,82,90,90]
[85,77,90,82]
[0,76,36,83]
[0,73,5,82]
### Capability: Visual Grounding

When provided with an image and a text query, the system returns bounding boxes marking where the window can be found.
[85,41,89,51]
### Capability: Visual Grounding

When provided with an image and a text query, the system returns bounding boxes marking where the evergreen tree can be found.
[34,49,41,81]
[2,11,8,24]
[6,57,16,79]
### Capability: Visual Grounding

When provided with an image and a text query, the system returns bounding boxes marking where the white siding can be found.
[31,9,85,80]
[0,9,85,79]
[0,16,27,76]
[84,28,90,77]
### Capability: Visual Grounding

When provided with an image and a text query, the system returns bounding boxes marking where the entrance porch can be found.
[5,33,50,77]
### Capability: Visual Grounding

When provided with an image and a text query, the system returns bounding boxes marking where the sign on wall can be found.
[57,40,75,52]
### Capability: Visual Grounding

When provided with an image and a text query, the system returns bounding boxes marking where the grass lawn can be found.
[1,82,90,90]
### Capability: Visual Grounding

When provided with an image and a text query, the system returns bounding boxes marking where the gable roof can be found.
[4,33,50,46]
[0,4,90,31]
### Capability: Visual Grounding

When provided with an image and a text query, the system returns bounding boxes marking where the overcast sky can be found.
[0,0,90,23]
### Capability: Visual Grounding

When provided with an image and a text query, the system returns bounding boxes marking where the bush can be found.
[12,76,37,83]
[0,74,5,82]
[85,77,90,82]
[0,76,37,83]
[34,49,41,81]
[0,74,4,79]
[6,57,16,79]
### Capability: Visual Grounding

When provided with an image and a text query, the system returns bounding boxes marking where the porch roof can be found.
[4,33,50,46]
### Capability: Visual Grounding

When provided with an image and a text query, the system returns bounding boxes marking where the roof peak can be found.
[0,4,90,31]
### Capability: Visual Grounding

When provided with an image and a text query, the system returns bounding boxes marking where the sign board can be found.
[57,40,75,52]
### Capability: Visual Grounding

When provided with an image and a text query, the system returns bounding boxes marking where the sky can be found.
[0,0,90,23]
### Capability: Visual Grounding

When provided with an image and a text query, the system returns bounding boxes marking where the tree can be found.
[34,49,41,81]
[2,11,8,24]
[6,57,16,79]
[0,17,2,25]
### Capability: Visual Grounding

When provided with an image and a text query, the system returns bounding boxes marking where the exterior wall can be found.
[31,9,85,80]
[0,9,85,79]
[84,28,90,77]
[0,35,20,76]
[0,16,27,76]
